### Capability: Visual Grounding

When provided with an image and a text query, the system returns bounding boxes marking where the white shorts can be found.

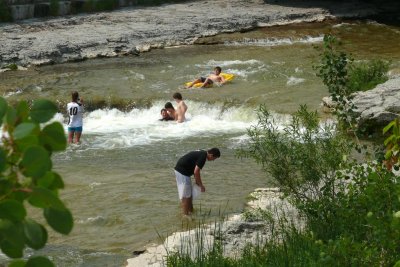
[174,170,192,200]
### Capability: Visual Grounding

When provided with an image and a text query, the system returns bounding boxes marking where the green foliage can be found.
[81,0,119,13]
[0,0,12,22]
[314,35,389,132]
[4,64,18,71]
[0,97,71,265]
[95,0,119,11]
[49,0,59,16]
[314,35,351,98]
[383,118,400,169]
[238,105,400,266]
[242,208,273,223]
[347,59,389,93]
[238,105,352,219]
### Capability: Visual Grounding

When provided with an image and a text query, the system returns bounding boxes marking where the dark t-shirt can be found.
[174,150,207,176]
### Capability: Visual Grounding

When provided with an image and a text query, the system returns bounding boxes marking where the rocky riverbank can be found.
[353,75,400,132]
[0,0,383,68]
[321,75,400,133]
[126,188,299,267]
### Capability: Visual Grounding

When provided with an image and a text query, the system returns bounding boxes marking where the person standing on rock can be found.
[174,148,221,215]
[67,91,84,144]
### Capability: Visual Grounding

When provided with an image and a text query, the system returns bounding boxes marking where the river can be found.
[0,20,399,266]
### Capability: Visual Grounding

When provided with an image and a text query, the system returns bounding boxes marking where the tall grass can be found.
[165,215,326,267]
[347,59,390,93]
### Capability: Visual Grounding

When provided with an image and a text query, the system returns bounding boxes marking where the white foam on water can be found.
[52,101,281,149]
[128,70,145,80]
[51,100,306,150]
[286,76,306,86]
[81,101,258,149]
[192,59,268,79]
[224,35,324,47]
[77,216,107,225]
[3,88,23,98]
[204,59,264,67]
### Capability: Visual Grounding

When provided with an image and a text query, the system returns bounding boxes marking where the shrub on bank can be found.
[314,34,389,131]
[347,59,389,93]
[0,0,12,22]
[166,105,400,266]
[49,0,60,16]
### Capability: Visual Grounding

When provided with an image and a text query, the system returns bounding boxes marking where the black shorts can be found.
[200,77,213,84]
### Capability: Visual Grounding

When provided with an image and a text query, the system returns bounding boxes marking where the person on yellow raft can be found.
[186,66,226,88]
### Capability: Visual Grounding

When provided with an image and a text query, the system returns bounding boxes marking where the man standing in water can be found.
[174,148,221,215]
[173,92,187,123]
[67,91,84,144]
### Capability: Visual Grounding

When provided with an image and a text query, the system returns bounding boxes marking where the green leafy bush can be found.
[314,35,389,131]
[166,110,400,267]
[0,97,72,266]
[49,0,60,16]
[0,0,12,22]
[347,59,389,93]
[238,105,353,236]
[383,118,400,169]
[5,63,18,71]
[95,0,119,11]
[239,105,400,266]
[314,35,351,99]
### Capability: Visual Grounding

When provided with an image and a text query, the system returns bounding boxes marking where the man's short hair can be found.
[208,147,221,158]
[214,66,222,73]
[173,92,182,100]
[165,102,174,109]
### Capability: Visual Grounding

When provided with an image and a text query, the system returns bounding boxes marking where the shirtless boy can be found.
[187,66,226,88]
[173,92,188,123]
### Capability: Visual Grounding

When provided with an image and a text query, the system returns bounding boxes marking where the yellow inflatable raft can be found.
[185,73,235,88]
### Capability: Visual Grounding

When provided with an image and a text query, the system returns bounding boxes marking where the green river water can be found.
[0,20,399,266]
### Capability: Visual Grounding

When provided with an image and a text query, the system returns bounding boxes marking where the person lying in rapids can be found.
[186,66,226,88]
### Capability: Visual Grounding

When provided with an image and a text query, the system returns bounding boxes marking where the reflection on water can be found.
[1,20,399,266]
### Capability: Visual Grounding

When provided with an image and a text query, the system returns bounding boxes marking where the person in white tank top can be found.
[67,91,84,144]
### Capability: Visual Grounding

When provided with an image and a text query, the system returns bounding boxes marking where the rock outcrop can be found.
[126,188,298,267]
[353,76,400,132]
[0,0,380,68]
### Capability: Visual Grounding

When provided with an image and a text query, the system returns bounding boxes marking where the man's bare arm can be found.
[194,165,205,192]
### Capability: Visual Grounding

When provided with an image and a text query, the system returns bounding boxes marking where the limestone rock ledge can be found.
[353,76,400,132]
[0,0,380,68]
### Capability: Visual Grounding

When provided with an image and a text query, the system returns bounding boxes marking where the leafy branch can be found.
[0,97,72,267]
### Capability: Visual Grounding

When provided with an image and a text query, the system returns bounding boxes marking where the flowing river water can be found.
[1,20,400,266]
